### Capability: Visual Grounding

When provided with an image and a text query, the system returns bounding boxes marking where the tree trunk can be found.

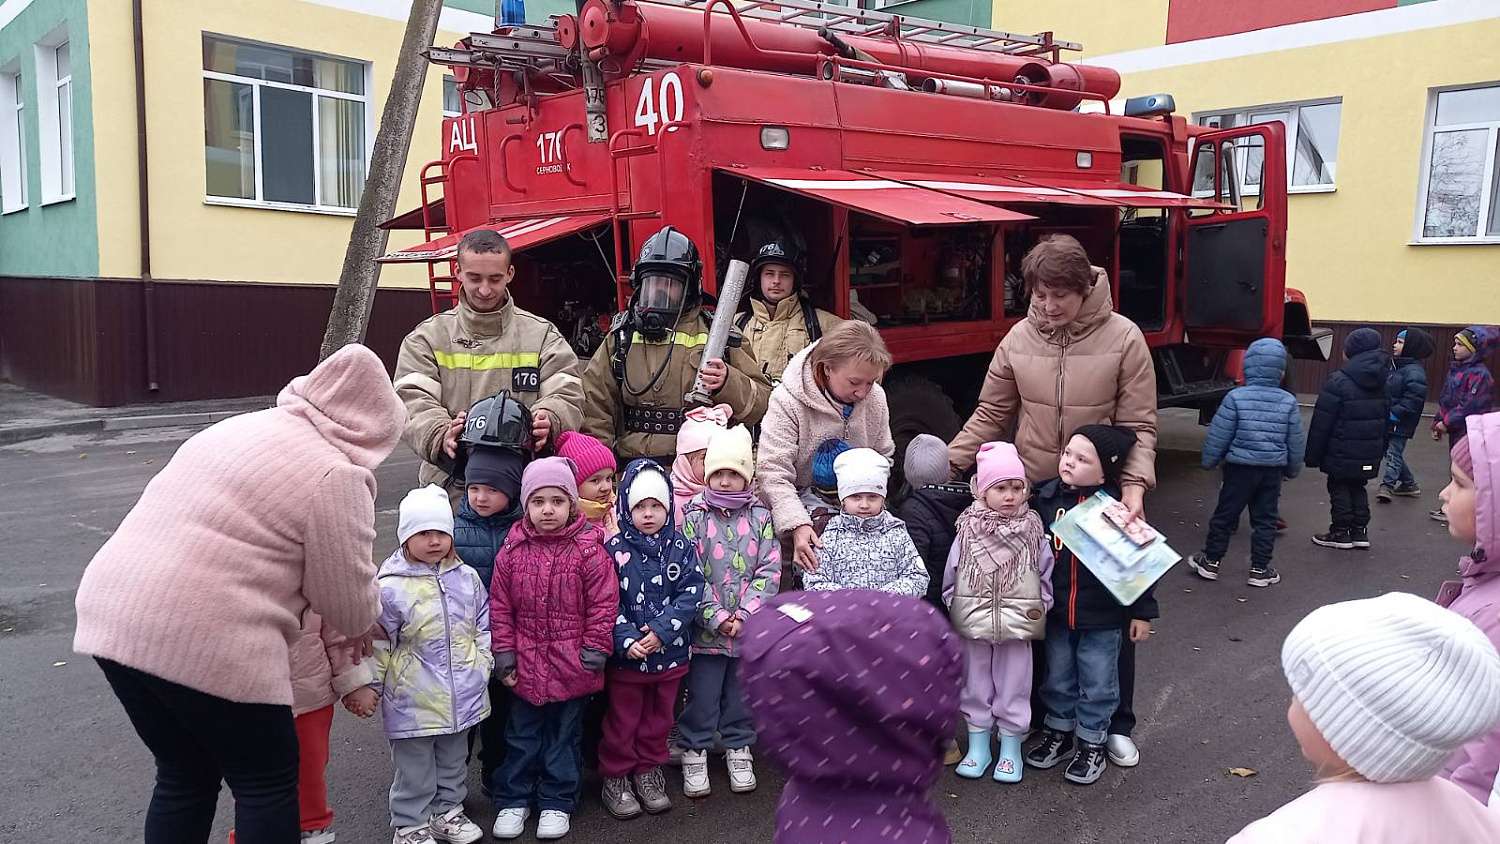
[320,0,444,360]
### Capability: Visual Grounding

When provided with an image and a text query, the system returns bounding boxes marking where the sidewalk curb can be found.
[0,410,234,446]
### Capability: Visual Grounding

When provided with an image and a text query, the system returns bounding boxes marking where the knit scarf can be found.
[704,488,756,511]
[954,503,1044,596]
[672,453,706,507]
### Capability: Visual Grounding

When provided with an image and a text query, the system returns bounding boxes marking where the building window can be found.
[0,70,25,213]
[34,35,74,204]
[1416,83,1500,242]
[1195,99,1342,193]
[201,34,369,211]
[442,75,461,117]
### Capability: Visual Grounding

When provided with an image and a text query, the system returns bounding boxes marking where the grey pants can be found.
[390,730,470,829]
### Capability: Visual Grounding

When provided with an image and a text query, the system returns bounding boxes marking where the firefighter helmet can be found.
[630,225,702,338]
[749,238,807,289]
[459,391,535,456]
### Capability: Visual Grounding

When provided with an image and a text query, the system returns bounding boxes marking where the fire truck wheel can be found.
[884,375,961,489]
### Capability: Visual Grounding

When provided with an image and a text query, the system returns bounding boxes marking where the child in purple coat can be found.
[742,590,963,844]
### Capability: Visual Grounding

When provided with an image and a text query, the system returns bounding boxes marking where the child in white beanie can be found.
[802,447,929,597]
[1227,591,1500,843]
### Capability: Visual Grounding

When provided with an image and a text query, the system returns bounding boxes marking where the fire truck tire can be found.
[883,375,962,487]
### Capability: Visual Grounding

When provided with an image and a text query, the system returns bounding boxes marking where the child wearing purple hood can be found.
[742,590,963,844]
[1436,411,1500,802]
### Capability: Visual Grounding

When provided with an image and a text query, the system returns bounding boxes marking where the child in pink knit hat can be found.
[672,404,733,524]
[943,441,1054,784]
[557,431,620,539]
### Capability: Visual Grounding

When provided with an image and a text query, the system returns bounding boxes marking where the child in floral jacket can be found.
[803,447,929,598]
[599,459,707,820]
[678,425,781,798]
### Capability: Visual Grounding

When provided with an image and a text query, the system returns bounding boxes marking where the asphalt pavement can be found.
[0,409,1467,843]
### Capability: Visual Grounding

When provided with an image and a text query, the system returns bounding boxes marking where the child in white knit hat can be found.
[1227,591,1500,843]
[802,447,929,597]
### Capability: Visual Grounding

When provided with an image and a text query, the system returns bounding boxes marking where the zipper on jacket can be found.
[436,573,459,729]
[1055,337,1069,451]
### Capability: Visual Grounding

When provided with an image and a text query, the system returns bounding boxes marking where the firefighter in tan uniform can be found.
[582,226,771,464]
[737,238,843,385]
[395,229,583,495]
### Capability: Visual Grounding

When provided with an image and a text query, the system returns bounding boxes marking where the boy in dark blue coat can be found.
[1306,328,1390,550]
[1377,327,1434,503]
[1190,338,1305,587]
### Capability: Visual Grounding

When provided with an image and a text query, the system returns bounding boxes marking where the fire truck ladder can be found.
[651,0,1081,59]
[416,155,475,313]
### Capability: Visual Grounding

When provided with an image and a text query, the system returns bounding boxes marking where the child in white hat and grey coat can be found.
[1227,591,1500,843]
[802,447,928,598]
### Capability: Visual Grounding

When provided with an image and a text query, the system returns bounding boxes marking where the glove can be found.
[494,651,517,680]
[580,648,608,672]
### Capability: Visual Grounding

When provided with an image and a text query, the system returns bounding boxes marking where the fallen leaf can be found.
[1229,767,1257,778]
[1228,636,1243,642]
[52,661,68,667]
[1400,575,1410,580]
[125,450,137,455]
[1236,596,1248,603]
[1192,647,1201,651]
[947,792,959,799]
[1183,588,1193,593]
[143,460,154,465]
[2,627,14,632]
[77,453,87,459]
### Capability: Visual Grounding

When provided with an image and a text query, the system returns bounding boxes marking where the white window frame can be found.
[1412,81,1500,246]
[200,34,373,216]
[442,75,461,118]
[0,66,26,214]
[1193,97,1342,196]
[33,29,73,205]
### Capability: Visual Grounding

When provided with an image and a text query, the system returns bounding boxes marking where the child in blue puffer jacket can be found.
[1190,338,1306,588]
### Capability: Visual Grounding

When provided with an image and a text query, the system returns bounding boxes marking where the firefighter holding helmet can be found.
[739,238,843,384]
[395,229,583,499]
[582,225,771,463]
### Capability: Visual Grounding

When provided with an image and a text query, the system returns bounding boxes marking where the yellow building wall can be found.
[88,0,469,288]
[1110,17,1500,325]
[993,0,1168,59]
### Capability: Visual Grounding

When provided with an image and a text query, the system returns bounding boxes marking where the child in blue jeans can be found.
[1026,425,1157,786]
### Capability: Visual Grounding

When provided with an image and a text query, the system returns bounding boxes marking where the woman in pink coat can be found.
[73,344,405,844]
[489,457,617,840]
[1437,411,1500,802]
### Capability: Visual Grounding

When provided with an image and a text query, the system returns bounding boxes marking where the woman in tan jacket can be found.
[947,234,1158,771]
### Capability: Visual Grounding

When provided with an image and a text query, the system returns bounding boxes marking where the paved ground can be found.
[0,408,1466,843]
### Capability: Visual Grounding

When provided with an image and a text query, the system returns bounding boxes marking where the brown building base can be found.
[1,275,1494,408]
[0,275,432,406]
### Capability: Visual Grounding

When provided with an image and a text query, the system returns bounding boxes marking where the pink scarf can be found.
[672,453,706,523]
[954,503,1044,596]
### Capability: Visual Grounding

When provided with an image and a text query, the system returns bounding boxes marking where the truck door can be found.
[1181,123,1287,346]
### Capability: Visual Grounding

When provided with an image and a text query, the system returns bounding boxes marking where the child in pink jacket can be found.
[488,458,617,841]
[1437,411,1500,801]
[1227,592,1500,843]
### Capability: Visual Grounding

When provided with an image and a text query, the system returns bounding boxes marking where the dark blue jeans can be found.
[97,658,299,844]
[493,697,587,814]
[1039,621,1121,745]
[1205,463,1282,567]
[677,654,755,751]
[1382,435,1416,488]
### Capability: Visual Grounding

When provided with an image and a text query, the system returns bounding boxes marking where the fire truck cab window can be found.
[849,216,994,327]
[1118,135,1171,331]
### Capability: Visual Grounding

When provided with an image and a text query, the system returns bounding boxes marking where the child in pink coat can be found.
[1437,411,1500,801]
[1227,592,1500,843]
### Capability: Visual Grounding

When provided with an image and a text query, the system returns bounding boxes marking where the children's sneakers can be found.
[1023,728,1074,769]
[1348,529,1371,549]
[1430,507,1449,524]
[601,777,643,820]
[301,831,336,844]
[1187,553,1220,581]
[1376,485,1394,503]
[634,767,672,813]
[1064,739,1108,785]
[536,810,570,841]
[681,749,711,797]
[1311,531,1355,550]
[725,747,758,793]
[427,807,482,844]
[1247,566,1281,587]
[393,825,436,844]
[1393,483,1422,497]
[491,808,528,840]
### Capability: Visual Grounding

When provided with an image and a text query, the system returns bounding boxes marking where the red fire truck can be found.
[379,0,1332,444]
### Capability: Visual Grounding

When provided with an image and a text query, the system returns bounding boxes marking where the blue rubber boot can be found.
[956,728,992,779]
[993,733,1024,783]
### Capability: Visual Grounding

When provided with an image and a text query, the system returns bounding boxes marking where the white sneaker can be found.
[301,831,336,844]
[427,806,482,844]
[536,810,570,840]
[490,807,528,840]
[682,748,711,797]
[1106,734,1140,767]
[725,747,757,793]
[393,825,435,844]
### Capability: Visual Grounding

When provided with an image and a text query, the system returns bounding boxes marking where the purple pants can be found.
[960,638,1033,735]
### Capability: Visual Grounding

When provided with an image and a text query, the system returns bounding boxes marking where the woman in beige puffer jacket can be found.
[948,239,1157,511]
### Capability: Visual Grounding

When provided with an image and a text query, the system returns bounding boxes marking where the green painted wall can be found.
[0,0,97,278]
[885,0,991,28]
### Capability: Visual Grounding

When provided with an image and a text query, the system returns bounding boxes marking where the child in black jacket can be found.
[897,434,972,609]
[1378,327,1434,503]
[1306,328,1390,550]
[1026,425,1157,786]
